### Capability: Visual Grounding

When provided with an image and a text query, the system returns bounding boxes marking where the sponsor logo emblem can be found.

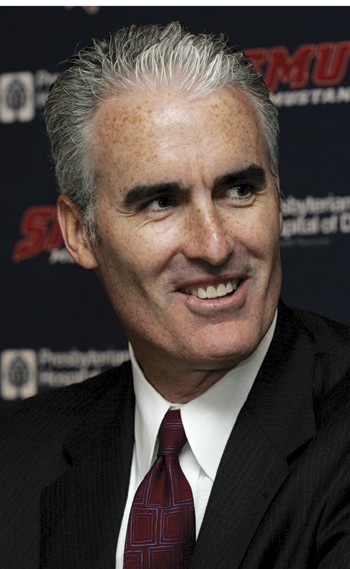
[0,70,58,123]
[0,72,35,123]
[0,348,130,400]
[1,349,37,400]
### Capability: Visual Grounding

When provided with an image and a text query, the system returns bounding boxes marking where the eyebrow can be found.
[122,163,267,209]
[214,164,267,188]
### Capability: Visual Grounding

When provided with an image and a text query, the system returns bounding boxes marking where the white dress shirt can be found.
[116,313,277,568]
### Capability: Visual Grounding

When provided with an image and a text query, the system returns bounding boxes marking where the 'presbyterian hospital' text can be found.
[282,194,350,241]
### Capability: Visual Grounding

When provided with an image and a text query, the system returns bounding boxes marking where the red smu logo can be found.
[12,205,63,262]
[246,40,350,91]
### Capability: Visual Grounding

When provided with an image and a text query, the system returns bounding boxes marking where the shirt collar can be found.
[130,347,171,481]
[129,311,277,482]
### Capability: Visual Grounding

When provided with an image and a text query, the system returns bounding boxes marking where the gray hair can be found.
[45,21,279,241]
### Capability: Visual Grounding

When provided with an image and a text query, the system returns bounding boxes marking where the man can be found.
[1,21,350,569]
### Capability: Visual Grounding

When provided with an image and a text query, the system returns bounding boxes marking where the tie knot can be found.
[157,409,187,457]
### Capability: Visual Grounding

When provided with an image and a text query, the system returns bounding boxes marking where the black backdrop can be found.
[2,6,350,408]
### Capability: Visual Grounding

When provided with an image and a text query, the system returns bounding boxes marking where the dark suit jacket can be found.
[2,302,350,569]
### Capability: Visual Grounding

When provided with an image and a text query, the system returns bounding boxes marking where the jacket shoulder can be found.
[281,303,350,358]
[0,361,133,454]
[284,305,350,424]
[291,305,350,346]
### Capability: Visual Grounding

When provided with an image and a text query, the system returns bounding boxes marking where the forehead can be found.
[92,88,267,188]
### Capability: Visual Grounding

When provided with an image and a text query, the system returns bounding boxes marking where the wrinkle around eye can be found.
[138,194,183,216]
[110,197,175,217]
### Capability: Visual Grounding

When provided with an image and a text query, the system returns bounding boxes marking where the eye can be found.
[145,194,176,212]
[226,184,254,200]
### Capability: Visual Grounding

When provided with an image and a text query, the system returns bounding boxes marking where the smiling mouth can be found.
[180,279,240,300]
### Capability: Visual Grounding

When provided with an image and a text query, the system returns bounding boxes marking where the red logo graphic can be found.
[82,7,99,14]
[65,6,100,15]
[246,40,350,91]
[12,205,63,262]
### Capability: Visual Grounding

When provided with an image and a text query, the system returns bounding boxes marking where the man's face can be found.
[89,88,283,378]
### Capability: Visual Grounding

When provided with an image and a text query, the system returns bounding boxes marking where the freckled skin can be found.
[62,88,283,402]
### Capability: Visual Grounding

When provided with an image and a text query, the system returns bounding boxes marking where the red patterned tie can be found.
[124,409,195,568]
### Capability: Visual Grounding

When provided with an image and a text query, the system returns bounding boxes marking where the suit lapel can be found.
[191,303,318,569]
[40,363,135,569]
[191,406,289,569]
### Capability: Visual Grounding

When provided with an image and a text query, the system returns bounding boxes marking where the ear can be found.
[57,195,98,269]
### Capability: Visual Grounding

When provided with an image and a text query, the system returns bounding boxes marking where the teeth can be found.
[217,284,227,297]
[207,286,217,299]
[197,288,207,299]
[187,280,238,299]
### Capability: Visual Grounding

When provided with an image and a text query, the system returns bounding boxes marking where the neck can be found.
[132,350,237,403]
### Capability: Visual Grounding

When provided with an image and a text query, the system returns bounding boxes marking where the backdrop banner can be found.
[2,6,350,408]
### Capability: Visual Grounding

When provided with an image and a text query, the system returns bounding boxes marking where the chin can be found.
[186,334,258,370]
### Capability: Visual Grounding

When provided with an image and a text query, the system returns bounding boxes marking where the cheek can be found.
[240,211,281,262]
[96,221,176,288]
[132,219,186,264]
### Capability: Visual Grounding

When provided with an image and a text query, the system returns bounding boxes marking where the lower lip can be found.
[179,280,247,314]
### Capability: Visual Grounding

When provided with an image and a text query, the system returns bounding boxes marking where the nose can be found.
[182,201,234,266]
